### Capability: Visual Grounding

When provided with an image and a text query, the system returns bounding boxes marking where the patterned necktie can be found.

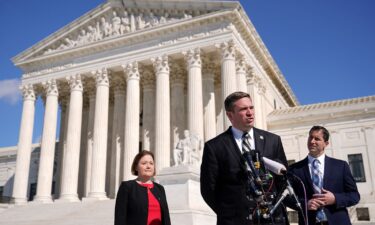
[242,133,252,153]
[312,159,327,222]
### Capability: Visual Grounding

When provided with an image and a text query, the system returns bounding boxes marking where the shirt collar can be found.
[308,153,325,165]
[231,126,254,140]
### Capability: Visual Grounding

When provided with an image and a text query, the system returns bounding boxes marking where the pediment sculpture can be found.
[43,9,193,55]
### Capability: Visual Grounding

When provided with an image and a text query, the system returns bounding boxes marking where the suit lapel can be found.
[224,128,243,165]
[302,157,314,192]
[323,156,331,189]
[253,128,265,154]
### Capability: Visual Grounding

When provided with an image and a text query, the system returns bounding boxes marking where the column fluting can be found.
[152,55,171,171]
[218,41,236,129]
[109,76,125,198]
[34,80,59,203]
[59,74,83,202]
[11,84,36,204]
[184,48,204,141]
[88,69,110,200]
[122,62,140,180]
[202,56,217,142]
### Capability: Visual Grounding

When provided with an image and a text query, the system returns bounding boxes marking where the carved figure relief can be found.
[173,130,203,166]
[43,9,193,55]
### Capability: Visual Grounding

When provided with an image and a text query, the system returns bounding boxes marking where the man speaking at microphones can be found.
[289,126,360,225]
[200,91,290,225]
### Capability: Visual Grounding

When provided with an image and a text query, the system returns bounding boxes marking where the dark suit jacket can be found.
[115,180,171,225]
[200,127,289,225]
[289,156,360,225]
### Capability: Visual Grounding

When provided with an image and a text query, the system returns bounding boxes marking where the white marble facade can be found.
[10,0,298,205]
[2,0,375,224]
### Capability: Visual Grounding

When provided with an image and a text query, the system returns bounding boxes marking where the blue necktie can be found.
[312,159,327,222]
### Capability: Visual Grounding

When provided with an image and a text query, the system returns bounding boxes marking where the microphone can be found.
[262,157,302,211]
[243,151,262,184]
[262,157,286,175]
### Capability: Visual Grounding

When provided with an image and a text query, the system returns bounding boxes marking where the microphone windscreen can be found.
[262,157,286,175]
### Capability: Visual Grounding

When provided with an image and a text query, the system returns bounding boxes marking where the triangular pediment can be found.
[13,0,239,67]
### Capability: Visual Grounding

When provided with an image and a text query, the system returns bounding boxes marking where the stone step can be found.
[0,200,115,225]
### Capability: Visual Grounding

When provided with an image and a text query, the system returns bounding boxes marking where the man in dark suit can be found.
[289,126,360,225]
[200,91,289,225]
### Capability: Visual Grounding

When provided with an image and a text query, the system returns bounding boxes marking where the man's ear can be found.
[226,111,232,121]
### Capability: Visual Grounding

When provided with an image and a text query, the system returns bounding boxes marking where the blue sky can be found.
[0,0,374,147]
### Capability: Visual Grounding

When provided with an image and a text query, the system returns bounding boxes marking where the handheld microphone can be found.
[262,157,302,211]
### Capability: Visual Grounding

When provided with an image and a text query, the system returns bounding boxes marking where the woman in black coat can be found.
[115,150,171,225]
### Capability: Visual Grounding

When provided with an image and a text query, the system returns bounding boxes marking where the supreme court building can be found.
[1,0,375,224]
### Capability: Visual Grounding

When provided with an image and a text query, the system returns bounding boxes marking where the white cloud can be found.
[0,79,21,105]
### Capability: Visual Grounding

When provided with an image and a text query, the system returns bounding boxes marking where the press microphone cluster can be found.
[262,157,302,214]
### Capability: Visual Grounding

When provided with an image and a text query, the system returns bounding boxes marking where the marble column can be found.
[215,78,224,135]
[152,55,171,171]
[202,56,217,141]
[246,70,261,128]
[83,89,96,197]
[55,96,69,198]
[87,69,110,200]
[34,80,59,203]
[218,41,236,129]
[122,62,140,181]
[142,69,155,152]
[257,81,267,130]
[78,99,89,198]
[59,74,83,202]
[184,48,204,141]
[170,63,186,165]
[12,84,36,204]
[236,57,248,93]
[109,76,125,198]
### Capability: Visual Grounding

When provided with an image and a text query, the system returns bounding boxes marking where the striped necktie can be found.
[242,133,252,153]
[312,159,327,222]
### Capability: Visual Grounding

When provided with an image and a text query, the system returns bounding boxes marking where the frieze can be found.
[23,63,75,78]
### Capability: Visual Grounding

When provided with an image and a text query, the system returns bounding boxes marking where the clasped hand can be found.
[307,188,336,210]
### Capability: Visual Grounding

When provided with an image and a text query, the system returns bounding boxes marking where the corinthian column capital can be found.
[236,58,248,74]
[42,79,59,97]
[216,40,236,61]
[122,62,140,81]
[151,55,169,74]
[20,84,36,101]
[93,68,109,87]
[183,48,201,69]
[66,74,83,92]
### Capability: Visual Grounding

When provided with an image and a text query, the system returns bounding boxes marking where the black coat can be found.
[200,127,289,225]
[115,180,171,225]
[289,156,360,225]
